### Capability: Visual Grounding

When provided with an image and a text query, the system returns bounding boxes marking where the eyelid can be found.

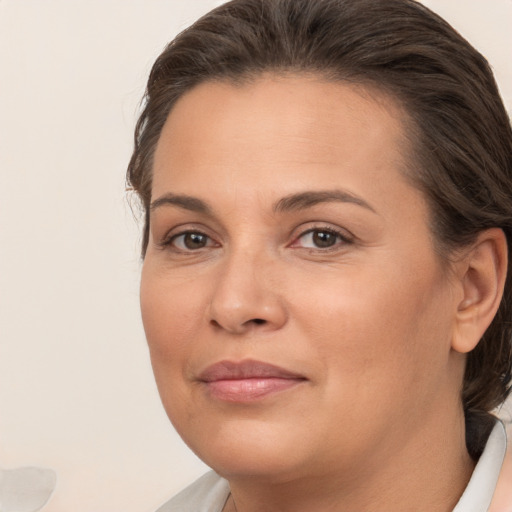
[157,224,221,251]
[155,222,354,252]
[289,224,355,249]
[175,232,217,250]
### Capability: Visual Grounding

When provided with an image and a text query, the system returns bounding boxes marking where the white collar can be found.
[453,421,507,512]
[159,422,507,512]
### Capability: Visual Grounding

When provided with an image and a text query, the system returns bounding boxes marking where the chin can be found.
[177,417,312,480]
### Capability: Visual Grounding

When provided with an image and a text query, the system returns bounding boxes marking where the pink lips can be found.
[198,360,306,402]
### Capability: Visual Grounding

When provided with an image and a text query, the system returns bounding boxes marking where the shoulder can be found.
[155,471,230,512]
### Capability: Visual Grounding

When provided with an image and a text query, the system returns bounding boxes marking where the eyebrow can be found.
[273,190,376,214]
[150,193,212,215]
[150,189,376,216]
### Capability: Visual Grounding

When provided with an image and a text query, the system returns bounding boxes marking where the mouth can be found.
[197,359,307,402]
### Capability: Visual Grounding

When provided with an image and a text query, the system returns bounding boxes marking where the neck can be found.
[224,410,475,512]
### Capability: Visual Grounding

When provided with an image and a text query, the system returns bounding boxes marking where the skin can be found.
[141,75,506,512]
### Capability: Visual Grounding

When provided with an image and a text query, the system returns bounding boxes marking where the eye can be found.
[292,228,351,250]
[169,231,216,251]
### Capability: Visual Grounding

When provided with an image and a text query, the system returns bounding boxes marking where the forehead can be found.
[152,75,415,213]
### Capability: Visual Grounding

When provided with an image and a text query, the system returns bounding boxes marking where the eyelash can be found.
[159,225,353,253]
[290,226,353,251]
[160,230,218,252]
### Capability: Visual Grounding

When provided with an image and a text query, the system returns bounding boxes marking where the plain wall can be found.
[0,1,510,511]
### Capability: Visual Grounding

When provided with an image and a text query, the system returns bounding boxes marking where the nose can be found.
[208,248,287,335]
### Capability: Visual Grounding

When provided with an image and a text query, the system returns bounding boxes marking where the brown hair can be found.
[127,0,512,459]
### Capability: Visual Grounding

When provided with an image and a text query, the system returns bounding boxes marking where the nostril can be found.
[209,318,266,329]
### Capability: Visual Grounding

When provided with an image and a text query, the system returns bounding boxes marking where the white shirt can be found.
[454,421,507,512]
[157,421,507,512]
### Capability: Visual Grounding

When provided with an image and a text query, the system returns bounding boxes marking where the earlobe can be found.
[452,228,508,354]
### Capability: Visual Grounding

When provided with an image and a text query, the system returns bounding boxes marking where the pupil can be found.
[184,233,207,249]
[313,231,336,248]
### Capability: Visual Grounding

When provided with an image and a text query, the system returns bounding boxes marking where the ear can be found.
[451,228,508,354]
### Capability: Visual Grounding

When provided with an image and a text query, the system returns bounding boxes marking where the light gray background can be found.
[0,1,511,511]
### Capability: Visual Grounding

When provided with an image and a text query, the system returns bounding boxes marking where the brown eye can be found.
[291,227,351,250]
[184,233,208,249]
[171,232,212,250]
[312,230,338,248]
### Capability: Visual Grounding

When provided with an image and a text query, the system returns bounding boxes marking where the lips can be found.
[197,360,307,402]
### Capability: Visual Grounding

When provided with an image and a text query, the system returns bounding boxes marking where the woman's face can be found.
[141,76,465,481]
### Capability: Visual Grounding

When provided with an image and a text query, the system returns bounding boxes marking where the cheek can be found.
[139,264,207,425]
[140,263,205,367]
[290,258,454,392]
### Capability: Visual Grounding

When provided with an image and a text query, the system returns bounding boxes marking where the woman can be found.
[127,0,512,510]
